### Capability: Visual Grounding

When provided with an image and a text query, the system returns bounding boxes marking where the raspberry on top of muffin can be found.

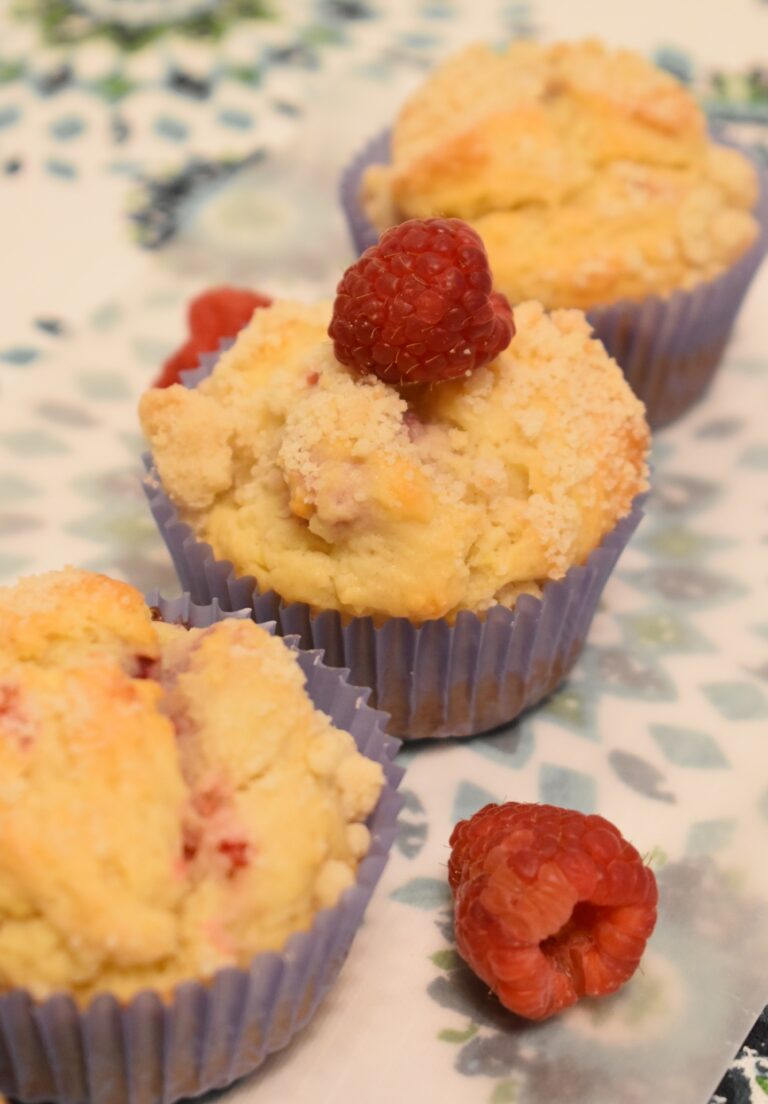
[141,219,649,624]
[0,568,383,1003]
[361,39,759,309]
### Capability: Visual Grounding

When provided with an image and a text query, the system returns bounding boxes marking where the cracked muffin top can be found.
[360,40,759,309]
[0,568,383,1002]
[140,297,648,623]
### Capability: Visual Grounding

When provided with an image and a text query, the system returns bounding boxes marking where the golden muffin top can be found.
[140,298,649,622]
[361,40,759,308]
[0,568,383,1002]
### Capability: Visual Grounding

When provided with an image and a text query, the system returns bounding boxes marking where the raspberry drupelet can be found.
[448,802,658,1021]
[329,218,514,384]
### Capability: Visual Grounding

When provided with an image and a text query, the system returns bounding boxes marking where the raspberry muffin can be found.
[0,568,400,1104]
[141,219,649,739]
[343,40,768,425]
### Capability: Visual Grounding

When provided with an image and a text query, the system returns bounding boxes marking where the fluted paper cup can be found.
[339,129,768,428]
[143,407,644,740]
[0,593,402,1104]
[341,129,392,256]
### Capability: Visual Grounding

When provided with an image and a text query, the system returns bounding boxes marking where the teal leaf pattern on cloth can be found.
[0,513,43,536]
[620,610,715,654]
[471,724,535,768]
[36,400,100,428]
[65,509,159,546]
[451,781,500,824]
[622,565,743,607]
[89,302,122,330]
[650,724,729,768]
[76,371,133,401]
[538,764,596,812]
[695,417,745,439]
[651,473,720,516]
[540,686,597,739]
[390,878,451,911]
[702,681,768,721]
[396,789,429,860]
[584,645,677,701]
[686,819,736,855]
[0,474,40,502]
[609,750,676,803]
[758,789,768,821]
[739,445,768,468]
[0,430,69,455]
[0,553,32,577]
[0,345,40,365]
[639,525,734,561]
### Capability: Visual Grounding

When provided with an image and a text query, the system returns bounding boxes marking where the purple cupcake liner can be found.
[0,593,402,1104]
[143,389,644,739]
[339,129,768,428]
[341,129,392,256]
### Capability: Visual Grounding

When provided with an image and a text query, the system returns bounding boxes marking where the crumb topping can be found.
[140,299,649,622]
[0,568,383,1002]
[361,39,759,309]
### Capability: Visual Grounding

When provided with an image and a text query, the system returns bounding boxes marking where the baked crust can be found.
[362,40,758,308]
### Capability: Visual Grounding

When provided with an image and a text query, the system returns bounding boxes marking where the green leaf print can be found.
[430,948,461,971]
[490,1081,518,1103]
[437,1023,478,1044]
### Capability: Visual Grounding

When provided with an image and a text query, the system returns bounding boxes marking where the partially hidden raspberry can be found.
[448,802,658,1021]
[0,684,33,750]
[328,218,514,384]
[217,838,250,878]
[154,286,271,388]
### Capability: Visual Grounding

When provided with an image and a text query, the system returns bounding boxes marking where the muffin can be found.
[343,39,768,426]
[140,224,649,738]
[0,568,400,1104]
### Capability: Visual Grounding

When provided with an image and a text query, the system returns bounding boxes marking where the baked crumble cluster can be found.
[0,568,383,1002]
[361,40,759,309]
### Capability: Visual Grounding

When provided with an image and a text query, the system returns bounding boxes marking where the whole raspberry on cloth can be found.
[329,218,514,384]
[448,802,658,1021]
[154,286,271,388]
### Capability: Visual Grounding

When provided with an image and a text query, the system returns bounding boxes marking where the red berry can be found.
[328,218,514,384]
[187,286,270,347]
[0,683,33,750]
[154,339,198,390]
[217,838,250,878]
[154,286,271,388]
[448,803,658,1021]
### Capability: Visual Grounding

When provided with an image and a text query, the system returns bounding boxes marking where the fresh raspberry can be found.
[154,286,271,388]
[448,802,658,1021]
[328,218,514,384]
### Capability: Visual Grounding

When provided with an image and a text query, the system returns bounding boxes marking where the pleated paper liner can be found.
[0,592,403,1104]
[339,129,768,428]
[143,435,645,740]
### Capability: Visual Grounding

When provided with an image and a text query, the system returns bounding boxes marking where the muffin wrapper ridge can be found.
[0,593,403,1104]
[143,391,645,740]
[339,130,768,428]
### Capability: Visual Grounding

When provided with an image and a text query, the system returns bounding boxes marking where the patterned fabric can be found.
[0,2,767,1101]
